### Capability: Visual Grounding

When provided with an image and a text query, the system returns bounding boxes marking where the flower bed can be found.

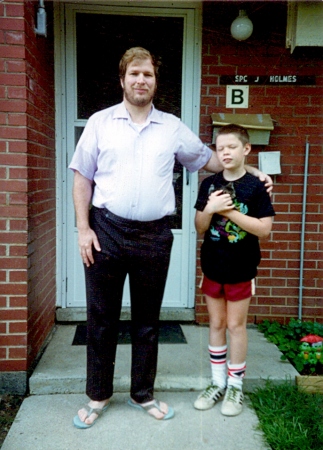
[258,319,323,376]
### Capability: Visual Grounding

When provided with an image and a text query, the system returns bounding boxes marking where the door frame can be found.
[54,1,203,309]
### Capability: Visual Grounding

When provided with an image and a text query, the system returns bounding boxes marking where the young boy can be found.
[194,124,275,416]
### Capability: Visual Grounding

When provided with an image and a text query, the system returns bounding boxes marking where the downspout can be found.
[298,140,310,321]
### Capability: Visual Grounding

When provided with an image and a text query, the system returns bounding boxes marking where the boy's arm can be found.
[195,210,212,235]
[222,209,273,239]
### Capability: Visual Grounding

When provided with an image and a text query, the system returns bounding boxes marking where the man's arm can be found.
[202,150,223,173]
[73,170,101,267]
[202,151,273,193]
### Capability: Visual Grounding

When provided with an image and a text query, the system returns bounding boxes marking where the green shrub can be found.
[258,319,323,375]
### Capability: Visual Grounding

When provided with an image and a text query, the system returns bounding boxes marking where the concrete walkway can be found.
[2,325,298,450]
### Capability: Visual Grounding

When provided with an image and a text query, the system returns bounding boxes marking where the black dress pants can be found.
[85,207,174,403]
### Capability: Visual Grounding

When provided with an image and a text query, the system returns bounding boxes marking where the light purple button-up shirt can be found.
[69,102,212,221]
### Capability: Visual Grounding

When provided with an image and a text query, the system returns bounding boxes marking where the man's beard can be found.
[123,85,157,107]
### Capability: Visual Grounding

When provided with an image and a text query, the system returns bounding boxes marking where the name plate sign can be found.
[220,75,316,85]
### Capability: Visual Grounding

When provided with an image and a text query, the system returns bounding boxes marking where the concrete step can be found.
[56,307,195,322]
[29,324,299,395]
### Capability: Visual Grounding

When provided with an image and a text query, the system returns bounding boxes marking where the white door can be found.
[58,2,202,309]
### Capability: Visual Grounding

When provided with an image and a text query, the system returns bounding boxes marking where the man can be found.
[69,47,272,427]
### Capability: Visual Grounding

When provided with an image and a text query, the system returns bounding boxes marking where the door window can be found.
[75,13,184,228]
[62,4,201,308]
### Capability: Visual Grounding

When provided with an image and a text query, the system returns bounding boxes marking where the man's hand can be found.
[78,228,101,267]
[72,171,101,266]
[259,172,273,195]
[245,165,273,195]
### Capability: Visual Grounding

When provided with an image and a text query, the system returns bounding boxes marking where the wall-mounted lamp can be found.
[230,10,253,41]
[35,0,47,37]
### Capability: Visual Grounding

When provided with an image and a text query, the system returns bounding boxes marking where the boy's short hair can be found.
[119,47,161,80]
[216,124,250,146]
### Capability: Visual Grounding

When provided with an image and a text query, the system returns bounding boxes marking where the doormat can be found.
[72,321,187,345]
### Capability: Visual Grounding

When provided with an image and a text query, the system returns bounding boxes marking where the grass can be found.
[0,395,25,449]
[249,380,323,450]
[1,383,323,449]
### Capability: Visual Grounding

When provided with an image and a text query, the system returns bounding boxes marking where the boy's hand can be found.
[204,190,234,215]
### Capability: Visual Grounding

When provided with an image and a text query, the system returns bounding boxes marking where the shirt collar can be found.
[113,102,164,124]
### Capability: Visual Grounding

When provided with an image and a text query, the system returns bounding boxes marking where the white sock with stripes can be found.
[209,344,227,389]
[227,361,246,390]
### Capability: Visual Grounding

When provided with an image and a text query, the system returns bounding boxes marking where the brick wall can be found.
[0,0,55,383]
[195,1,323,325]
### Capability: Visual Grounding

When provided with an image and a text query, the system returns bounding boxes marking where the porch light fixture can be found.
[35,0,47,37]
[230,10,253,41]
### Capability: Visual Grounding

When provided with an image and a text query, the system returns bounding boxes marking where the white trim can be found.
[55,1,203,309]
[54,2,67,307]
[187,6,202,307]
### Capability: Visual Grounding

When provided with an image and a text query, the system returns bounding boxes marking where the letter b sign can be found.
[226,85,249,108]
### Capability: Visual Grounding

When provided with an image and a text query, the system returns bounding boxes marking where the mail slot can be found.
[211,113,274,145]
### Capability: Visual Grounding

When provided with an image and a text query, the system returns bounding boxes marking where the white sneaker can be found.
[194,384,226,410]
[221,386,244,416]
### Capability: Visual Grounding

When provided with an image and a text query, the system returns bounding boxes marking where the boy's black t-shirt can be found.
[194,172,275,284]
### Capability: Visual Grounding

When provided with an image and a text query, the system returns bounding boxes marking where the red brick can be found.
[0,180,27,193]
[9,246,27,257]
[0,258,27,270]
[0,112,6,124]
[5,4,25,17]
[0,334,27,345]
[0,18,24,31]
[9,321,27,333]
[9,270,26,282]
[6,60,26,73]
[9,192,28,204]
[9,296,27,307]
[0,205,28,218]
[0,360,27,371]
[9,219,27,231]
[0,283,27,296]
[8,347,27,359]
[0,73,25,86]
[5,31,25,45]
[9,167,28,179]
[0,271,6,282]
[0,308,28,321]
[8,140,27,153]
[0,128,27,141]
[7,87,27,99]
[0,99,26,112]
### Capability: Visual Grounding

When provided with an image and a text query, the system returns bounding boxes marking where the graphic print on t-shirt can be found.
[209,183,248,244]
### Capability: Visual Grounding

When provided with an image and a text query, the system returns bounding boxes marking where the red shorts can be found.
[201,275,255,301]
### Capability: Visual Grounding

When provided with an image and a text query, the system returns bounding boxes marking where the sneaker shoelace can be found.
[226,387,241,403]
[201,385,220,399]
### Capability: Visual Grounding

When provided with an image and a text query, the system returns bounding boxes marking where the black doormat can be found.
[72,321,187,345]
